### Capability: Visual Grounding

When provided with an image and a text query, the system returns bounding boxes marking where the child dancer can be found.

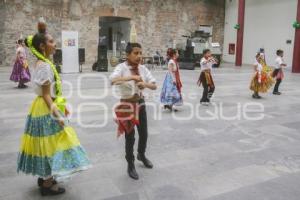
[10,39,31,88]
[160,48,183,111]
[17,19,90,196]
[110,43,157,180]
[272,49,286,95]
[259,48,272,73]
[197,49,216,105]
[250,53,274,99]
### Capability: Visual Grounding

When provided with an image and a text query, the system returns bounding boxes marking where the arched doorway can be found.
[98,16,131,63]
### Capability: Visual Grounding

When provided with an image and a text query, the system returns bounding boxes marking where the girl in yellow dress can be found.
[17,19,90,196]
[250,53,274,99]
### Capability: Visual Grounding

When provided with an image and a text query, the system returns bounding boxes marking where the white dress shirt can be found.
[275,56,284,69]
[200,57,213,72]
[109,61,156,99]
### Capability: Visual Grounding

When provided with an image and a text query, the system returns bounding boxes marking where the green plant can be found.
[293,21,300,29]
[234,24,240,30]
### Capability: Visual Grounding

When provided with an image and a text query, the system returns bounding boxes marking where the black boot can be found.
[164,105,172,111]
[137,153,153,169]
[252,92,261,99]
[37,178,57,187]
[18,83,27,88]
[127,161,139,180]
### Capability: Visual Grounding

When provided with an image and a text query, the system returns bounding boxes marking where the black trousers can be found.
[273,79,282,93]
[200,73,215,103]
[125,99,148,162]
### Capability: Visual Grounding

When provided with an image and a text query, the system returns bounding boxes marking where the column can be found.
[235,0,245,66]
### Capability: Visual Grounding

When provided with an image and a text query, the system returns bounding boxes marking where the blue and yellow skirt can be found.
[17,97,90,179]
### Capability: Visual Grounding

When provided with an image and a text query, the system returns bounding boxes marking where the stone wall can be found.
[0,0,6,66]
[1,0,63,68]
[0,0,225,68]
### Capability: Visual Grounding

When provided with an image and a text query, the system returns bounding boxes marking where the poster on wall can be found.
[62,31,79,73]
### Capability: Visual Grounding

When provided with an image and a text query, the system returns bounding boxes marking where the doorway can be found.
[99,16,131,60]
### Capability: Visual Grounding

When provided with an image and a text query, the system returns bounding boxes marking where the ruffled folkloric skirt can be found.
[250,71,274,93]
[10,59,31,83]
[17,97,90,179]
[160,72,183,106]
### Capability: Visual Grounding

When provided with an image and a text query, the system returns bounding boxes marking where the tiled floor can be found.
[0,63,300,200]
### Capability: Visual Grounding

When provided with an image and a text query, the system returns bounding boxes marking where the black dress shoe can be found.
[273,92,281,95]
[252,94,261,99]
[137,154,153,169]
[18,84,28,89]
[127,163,139,180]
[164,105,172,111]
[40,186,65,196]
[37,178,57,187]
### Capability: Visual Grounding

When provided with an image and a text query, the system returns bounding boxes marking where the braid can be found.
[27,35,62,96]
[26,35,66,114]
[24,17,66,114]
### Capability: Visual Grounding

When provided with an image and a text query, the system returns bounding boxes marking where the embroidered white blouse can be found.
[16,46,26,59]
[32,61,56,98]
[168,59,178,81]
[254,60,263,72]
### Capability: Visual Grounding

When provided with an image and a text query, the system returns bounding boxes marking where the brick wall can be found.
[0,0,225,68]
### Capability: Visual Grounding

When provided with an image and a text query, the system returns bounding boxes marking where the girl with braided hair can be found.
[17,18,90,196]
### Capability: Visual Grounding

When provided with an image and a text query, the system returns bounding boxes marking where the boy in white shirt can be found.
[197,49,217,105]
[272,49,287,95]
[110,43,157,180]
